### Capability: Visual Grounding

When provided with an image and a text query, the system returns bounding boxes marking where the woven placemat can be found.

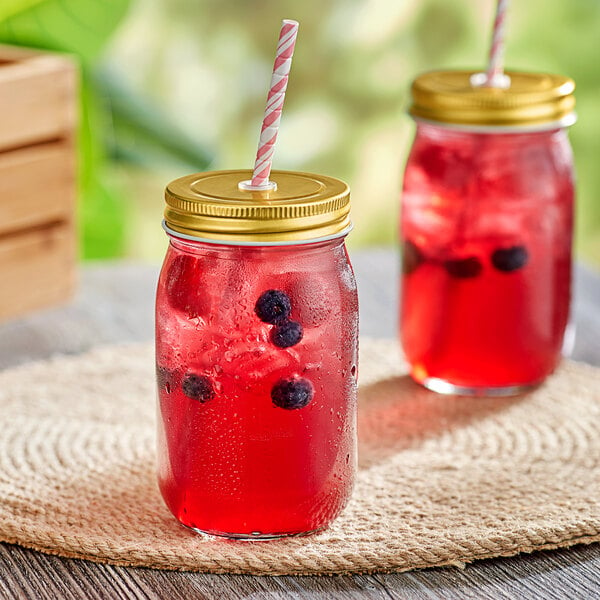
[0,339,598,575]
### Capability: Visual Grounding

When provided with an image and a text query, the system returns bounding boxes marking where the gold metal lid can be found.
[409,70,576,129]
[164,169,351,244]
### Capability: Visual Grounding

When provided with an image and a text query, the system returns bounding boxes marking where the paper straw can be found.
[247,19,299,190]
[484,0,509,87]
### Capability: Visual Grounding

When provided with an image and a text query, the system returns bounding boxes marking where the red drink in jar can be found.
[156,170,358,538]
[400,71,576,395]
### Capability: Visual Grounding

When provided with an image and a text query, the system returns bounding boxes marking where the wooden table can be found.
[0,249,599,599]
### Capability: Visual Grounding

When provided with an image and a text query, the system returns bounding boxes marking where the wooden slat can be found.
[0,223,76,321]
[0,46,76,152]
[0,141,76,235]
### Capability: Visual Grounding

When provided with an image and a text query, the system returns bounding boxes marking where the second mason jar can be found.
[156,169,358,539]
[400,70,576,395]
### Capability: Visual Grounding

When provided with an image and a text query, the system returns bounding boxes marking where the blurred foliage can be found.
[0,0,212,258]
[1,0,599,264]
[0,0,44,22]
[103,0,600,264]
[98,68,212,169]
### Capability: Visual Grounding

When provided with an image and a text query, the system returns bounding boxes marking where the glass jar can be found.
[400,70,576,395]
[156,169,358,539]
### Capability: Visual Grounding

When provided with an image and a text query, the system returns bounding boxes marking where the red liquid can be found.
[400,124,574,390]
[156,237,358,537]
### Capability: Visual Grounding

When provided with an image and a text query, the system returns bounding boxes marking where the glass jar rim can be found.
[163,221,353,247]
[411,113,576,134]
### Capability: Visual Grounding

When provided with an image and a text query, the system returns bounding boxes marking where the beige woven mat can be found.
[0,339,599,576]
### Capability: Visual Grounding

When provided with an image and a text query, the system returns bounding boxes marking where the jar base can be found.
[183,523,326,541]
[417,375,540,397]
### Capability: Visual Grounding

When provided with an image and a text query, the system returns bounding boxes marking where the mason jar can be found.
[156,169,358,538]
[400,71,576,395]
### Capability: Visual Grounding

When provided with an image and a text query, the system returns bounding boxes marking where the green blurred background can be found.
[1,0,599,264]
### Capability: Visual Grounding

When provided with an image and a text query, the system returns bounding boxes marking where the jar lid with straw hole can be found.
[164,169,351,244]
[409,70,576,130]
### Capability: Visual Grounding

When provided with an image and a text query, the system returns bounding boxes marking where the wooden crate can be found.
[0,46,77,321]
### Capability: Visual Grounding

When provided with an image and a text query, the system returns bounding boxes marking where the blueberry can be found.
[402,240,424,275]
[444,256,482,278]
[491,245,529,272]
[271,377,314,410]
[182,373,215,403]
[271,320,304,348]
[255,290,292,324]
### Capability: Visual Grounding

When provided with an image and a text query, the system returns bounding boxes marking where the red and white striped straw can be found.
[485,0,508,86]
[249,19,299,189]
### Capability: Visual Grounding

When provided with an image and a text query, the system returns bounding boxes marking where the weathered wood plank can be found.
[1,541,599,599]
